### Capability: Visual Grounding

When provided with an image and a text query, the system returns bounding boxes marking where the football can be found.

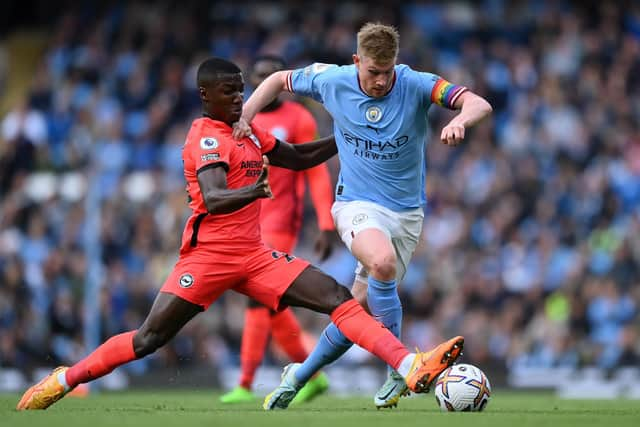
[434,364,491,412]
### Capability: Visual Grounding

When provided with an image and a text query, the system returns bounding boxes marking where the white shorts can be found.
[331,200,424,284]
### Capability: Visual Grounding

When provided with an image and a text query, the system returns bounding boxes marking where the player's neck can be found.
[261,98,282,113]
[202,112,230,126]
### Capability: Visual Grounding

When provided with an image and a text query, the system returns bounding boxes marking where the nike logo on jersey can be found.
[366,124,379,134]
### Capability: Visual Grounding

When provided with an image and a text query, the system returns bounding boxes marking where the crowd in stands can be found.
[1,0,639,383]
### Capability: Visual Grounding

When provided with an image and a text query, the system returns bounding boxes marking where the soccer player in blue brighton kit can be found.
[234,22,492,410]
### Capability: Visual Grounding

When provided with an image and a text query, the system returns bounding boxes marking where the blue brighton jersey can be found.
[286,63,466,211]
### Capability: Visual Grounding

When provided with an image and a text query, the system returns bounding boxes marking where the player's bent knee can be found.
[362,250,397,280]
[133,329,170,357]
[368,259,396,281]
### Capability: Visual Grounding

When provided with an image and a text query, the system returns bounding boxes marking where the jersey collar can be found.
[202,114,228,126]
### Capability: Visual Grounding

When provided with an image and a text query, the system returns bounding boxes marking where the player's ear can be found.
[352,54,360,67]
[199,86,208,101]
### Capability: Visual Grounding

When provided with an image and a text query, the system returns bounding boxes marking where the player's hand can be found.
[440,122,465,146]
[314,229,335,261]
[232,117,252,140]
[255,155,274,199]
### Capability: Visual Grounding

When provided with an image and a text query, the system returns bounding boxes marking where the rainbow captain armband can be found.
[431,78,468,109]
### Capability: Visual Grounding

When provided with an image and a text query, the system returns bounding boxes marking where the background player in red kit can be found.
[16,57,463,411]
[220,56,334,404]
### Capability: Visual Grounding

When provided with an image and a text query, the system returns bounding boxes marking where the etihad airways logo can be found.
[342,132,409,151]
[342,131,409,161]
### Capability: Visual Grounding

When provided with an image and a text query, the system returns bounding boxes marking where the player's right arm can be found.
[197,161,272,214]
[419,71,492,146]
[232,70,290,140]
[234,63,335,140]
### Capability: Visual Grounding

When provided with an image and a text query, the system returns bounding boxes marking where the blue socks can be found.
[367,277,402,338]
[294,322,351,383]
[367,277,402,375]
[294,277,402,383]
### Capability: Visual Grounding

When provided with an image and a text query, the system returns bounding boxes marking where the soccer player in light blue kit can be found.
[234,22,492,410]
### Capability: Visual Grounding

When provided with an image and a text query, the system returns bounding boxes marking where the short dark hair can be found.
[252,55,287,70]
[197,57,241,86]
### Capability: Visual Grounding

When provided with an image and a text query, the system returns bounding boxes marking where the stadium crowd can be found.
[1,0,639,384]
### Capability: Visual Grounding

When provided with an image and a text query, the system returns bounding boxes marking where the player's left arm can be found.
[266,135,337,171]
[441,91,493,146]
[197,162,273,214]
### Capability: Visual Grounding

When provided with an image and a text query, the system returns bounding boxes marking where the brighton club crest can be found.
[179,273,194,288]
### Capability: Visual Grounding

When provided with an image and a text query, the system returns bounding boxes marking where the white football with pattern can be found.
[434,363,491,412]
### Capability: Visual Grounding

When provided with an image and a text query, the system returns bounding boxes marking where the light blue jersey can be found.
[287,63,466,211]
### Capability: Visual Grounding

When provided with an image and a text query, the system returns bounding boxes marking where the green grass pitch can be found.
[2,390,639,427]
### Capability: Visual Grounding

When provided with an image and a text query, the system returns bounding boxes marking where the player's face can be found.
[354,54,395,98]
[205,74,244,125]
[250,60,282,87]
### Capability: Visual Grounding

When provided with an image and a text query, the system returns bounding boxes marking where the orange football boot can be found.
[16,366,70,410]
[405,336,464,393]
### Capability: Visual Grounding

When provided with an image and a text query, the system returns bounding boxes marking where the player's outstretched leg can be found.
[16,330,138,411]
[263,266,464,410]
[263,326,464,410]
[17,293,201,410]
[16,367,70,410]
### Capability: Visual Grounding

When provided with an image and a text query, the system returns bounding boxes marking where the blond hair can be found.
[356,22,400,63]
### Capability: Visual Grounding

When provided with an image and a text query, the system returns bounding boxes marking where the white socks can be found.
[396,353,417,378]
[57,371,70,393]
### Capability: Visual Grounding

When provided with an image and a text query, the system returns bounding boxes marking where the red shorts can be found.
[262,231,298,254]
[160,244,309,310]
